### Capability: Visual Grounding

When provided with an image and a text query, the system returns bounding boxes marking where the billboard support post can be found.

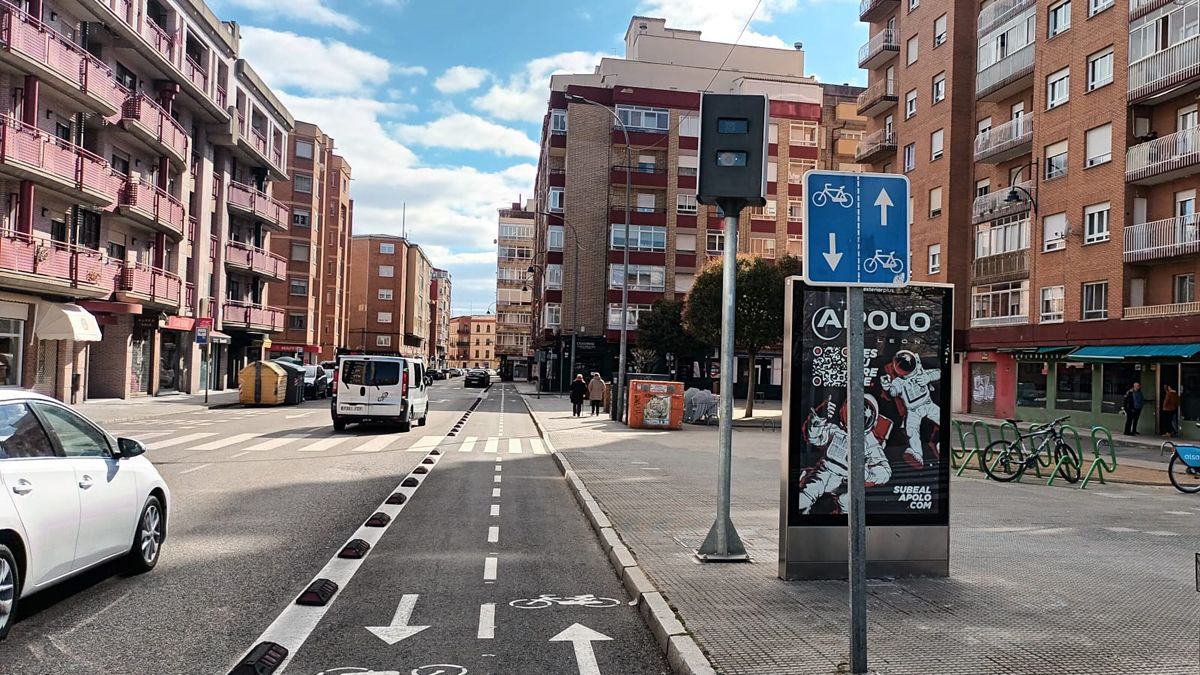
[847,286,867,674]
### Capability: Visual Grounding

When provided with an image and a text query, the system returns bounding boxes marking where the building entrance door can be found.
[969,362,997,417]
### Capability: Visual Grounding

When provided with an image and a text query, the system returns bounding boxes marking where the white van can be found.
[331,355,429,432]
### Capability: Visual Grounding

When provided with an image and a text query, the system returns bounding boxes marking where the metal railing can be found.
[0,230,121,291]
[971,314,1030,327]
[120,178,185,236]
[857,29,899,67]
[121,261,182,305]
[223,300,284,331]
[1124,301,1200,319]
[973,249,1030,283]
[855,128,896,161]
[121,93,188,158]
[225,240,286,279]
[972,180,1036,222]
[141,18,175,64]
[856,77,896,112]
[0,117,121,202]
[976,43,1035,97]
[859,0,898,19]
[227,181,289,227]
[1124,216,1200,262]
[974,114,1033,160]
[185,55,208,93]
[978,0,1036,36]
[1125,126,1200,181]
[1129,33,1200,100]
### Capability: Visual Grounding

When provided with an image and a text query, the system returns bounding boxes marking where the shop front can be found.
[159,315,195,393]
[267,343,321,363]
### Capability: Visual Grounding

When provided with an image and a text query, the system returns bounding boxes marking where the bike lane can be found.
[276,385,669,675]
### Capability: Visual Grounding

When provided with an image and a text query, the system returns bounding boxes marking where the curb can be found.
[522,394,718,675]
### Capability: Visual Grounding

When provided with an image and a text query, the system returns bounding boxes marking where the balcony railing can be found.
[216,85,227,110]
[1126,126,1200,184]
[141,19,175,64]
[976,44,1035,99]
[855,128,896,162]
[857,29,899,68]
[227,181,289,229]
[859,0,899,21]
[1129,34,1200,102]
[978,0,1036,36]
[120,93,188,160]
[974,114,1034,162]
[856,77,897,116]
[120,262,182,306]
[223,300,284,332]
[971,314,1030,327]
[1124,301,1200,319]
[1124,216,1200,262]
[972,250,1030,284]
[972,180,1036,223]
[251,127,268,155]
[184,55,208,93]
[187,216,199,242]
[225,240,286,280]
[0,230,121,292]
[119,178,186,237]
[209,235,218,262]
[0,117,121,204]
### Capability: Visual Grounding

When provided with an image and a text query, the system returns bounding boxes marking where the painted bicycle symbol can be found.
[509,594,622,609]
[862,249,904,274]
[811,183,855,209]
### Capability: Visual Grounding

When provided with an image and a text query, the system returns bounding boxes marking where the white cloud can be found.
[392,114,539,157]
[394,65,428,77]
[239,27,392,95]
[472,51,614,123]
[434,66,490,94]
[636,0,800,48]
[224,0,360,31]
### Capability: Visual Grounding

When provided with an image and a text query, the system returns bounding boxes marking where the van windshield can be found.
[372,361,401,386]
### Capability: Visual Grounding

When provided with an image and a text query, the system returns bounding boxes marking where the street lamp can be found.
[1003,161,1039,213]
[564,92,631,423]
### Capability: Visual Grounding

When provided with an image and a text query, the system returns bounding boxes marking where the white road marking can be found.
[550,623,611,675]
[1145,530,1180,536]
[495,465,502,472]
[492,488,501,498]
[490,504,500,517]
[353,434,400,454]
[179,463,213,475]
[458,436,478,453]
[483,556,498,581]
[640,467,663,471]
[488,526,499,543]
[508,438,522,454]
[148,432,216,450]
[285,413,311,419]
[297,436,350,453]
[114,431,172,440]
[238,436,300,453]
[407,435,442,451]
[365,594,430,645]
[529,438,546,455]
[493,475,501,483]
[484,437,499,454]
[1164,510,1192,515]
[230,451,251,459]
[477,603,495,639]
[1105,527,1138,533]
[192,433,258,452]
[631,461,649,465]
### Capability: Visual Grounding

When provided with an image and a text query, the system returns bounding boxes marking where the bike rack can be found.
[1045,424,1083,486]
[952,420,974,470]
[955,420,994,477]
[1080,426,1116,489]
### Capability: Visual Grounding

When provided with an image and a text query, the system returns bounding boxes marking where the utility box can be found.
[696,93,769,207]
[627,380,685,430]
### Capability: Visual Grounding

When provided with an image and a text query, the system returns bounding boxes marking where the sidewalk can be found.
[73,389,241,425]
[520,389,1200,675]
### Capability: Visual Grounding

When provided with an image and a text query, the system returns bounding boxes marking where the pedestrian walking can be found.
[1161,384,1180,438]
[569,374,587,417]
[587,372,605,416]
[1123,381,1145,435]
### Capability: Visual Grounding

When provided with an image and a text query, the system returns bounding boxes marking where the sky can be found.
[208,0,867,316]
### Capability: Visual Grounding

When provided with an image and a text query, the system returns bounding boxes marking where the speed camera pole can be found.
[846,286,867,674]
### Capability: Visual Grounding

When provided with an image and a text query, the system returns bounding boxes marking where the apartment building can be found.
[530,16,838,390]
[860,0,1200,434]
[428,268,451,369]
[495,199,534,381]
[449,314,496,370]
[346,234,431,357]
[0,0,292,402]
[267,121,353,363]
[820,84,869,171]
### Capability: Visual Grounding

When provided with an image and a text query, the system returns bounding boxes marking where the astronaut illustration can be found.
[797,395,893,515]
[882,350,941,470]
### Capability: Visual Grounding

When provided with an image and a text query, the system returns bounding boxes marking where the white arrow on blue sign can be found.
[801,170,910,288]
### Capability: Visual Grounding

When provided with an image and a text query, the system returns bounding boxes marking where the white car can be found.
[0,391,169,640]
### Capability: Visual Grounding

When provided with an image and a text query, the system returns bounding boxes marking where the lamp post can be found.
[1003,160,1039,213]
[565,93,631,422]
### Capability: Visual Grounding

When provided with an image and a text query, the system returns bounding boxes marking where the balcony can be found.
[118,262,182,309]
[611,165,667,188]
[859,0,900,22]
[1130,0,1176,20]
[225,240,286,281]
[1124,216,1200,262]
[222,300,284,333]
[857,29,899,69]
[975,114,1033,163]
[856,78,897,117]
[0,4,128,116]
[0,230,121,297]
[609,205,667,227]
[185,55,208,94]
[227,181,289,231]
[0,118,121,206]
[855,128,896,163]
[976,44,1035,101]
[1128,34,1200,104]
[978,0,1035,36]
[119,94,188,165]
[971,315,1030,327]
[1126,127,1200,184]
[972,250,1030,285]
[117,179,186,239]
[221,115,287,180]
[1124,301,1200,319]
[972,180,1035,224]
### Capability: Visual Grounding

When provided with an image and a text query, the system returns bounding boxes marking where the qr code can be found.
[811,346,847,388]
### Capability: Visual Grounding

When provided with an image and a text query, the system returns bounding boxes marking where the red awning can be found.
[269,343,321,353]
[162,316,195,331]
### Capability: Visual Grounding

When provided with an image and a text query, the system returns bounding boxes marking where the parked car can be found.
[449,368,463,377]
[320,363,336,397]
[465,369,491,388]
[303,365,329,399]
[0,391,170,641]
[430,369,447,381]
[332,355,430,432]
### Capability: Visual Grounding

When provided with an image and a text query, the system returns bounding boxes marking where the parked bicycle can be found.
[862,250,904,275]
[982,415,1081,483]
[811,183,854,208]
[1163,426,1200,494]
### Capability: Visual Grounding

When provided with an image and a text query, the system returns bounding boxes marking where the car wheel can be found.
[126,496,165,575]
[0,543,19,641]
[418,411,428,427]
[333,417,347,432]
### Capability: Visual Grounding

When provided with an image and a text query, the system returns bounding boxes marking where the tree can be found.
[637,299,710,369]
[684,254,801,417]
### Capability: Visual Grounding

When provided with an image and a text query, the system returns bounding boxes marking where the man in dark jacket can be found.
[1123,381,1145,435]
[569,374,588,417]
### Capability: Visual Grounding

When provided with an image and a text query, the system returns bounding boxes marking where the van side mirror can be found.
[117,437,147,458]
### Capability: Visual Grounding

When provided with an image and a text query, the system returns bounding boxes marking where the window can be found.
[971,281,1029,325]
[768,124,779,144]
[550,109,567,133]
[930,129,944,160]
[677,194,698,215]
[1017,362,1048,408]
[934,14,947,46]
[499,223,533,239]
[291,243,309,262]
[380,242,395,254]
[1056,363,1093,411]
[905,89,917,118]
[1083,202,1110,243]
[1082,281,1108,320]
[750,237,777,258]
[787,200,804,222]
[611,224,667,252]
[32,404,109,457]
[497,245,533,259]
[789,121,818,146]
[679,114,699,137]
[115,62,137,90]
[1175,273,1196,303]
[289,313,306,330]
[903,143,916,172]
[376,335,392,347]
[909,0,919,9]
[706,231,725,253]
[548,187,564,212]
[1040,286,1065,322]
[932,72,945,103]
[928,244,941,274]
[377,312,393,324]
[1047,69,1070,109]
[378,288,393,300]
[609,265,666,291]
[906,35,918,65]
[789,159,816,183]
[1087,48,1113,90]
[1045,140,1068,180]
[0,403,53,459]
[1043,212,1068,251]
[295,174,313,193]
[1089,0,1113,15]
[289,278,308,296]
[295,140,314,159]
[677,233,696,252]
[544,303,561,327]
[749,200,777,219]
[292,209,311,227]
[1085,124,1112,166]
[547,226,564,251]
[607,304,653,329]
[976,179,990,198]
[929,186,943,217]
[379,265,394,278]
[976,215,1030,258]
[615,105,669,131]
[1048,0,1071,36]
[546,264,563,289]
[678,154,698,176]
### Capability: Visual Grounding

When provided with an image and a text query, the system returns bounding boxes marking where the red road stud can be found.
[365,512,392,527]
[413,466,428,474]
[402,477,419,487]
[338,539,371,559]
[386,492,407,505]
[229,641,288,675]
[296,579,338,606]
[421,457,435,465]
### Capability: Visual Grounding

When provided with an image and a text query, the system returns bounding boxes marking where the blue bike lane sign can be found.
[802,170,910,288]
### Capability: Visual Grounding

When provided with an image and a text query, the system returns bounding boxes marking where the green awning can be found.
[1068,343,1200,362]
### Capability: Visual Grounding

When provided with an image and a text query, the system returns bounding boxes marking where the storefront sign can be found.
[196,328,209,345]
[162,316,195,331]
[197,317,213,330]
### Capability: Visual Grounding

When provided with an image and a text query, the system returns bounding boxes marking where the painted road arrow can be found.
[822,232,843,271]
[875,187,893,226]
[550,623,612,675]
[365,594,430,645]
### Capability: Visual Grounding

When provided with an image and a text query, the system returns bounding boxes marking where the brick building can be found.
[450,315,496,370]
[346,235,431,357]
[495,199,534,381]
[267,121,353,363]
[0,0,293,401]
[428,268,451,369]
[820,84,869,171]
[860,0,1200,435]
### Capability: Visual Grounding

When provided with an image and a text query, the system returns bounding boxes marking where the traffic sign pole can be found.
[847,287,867,674]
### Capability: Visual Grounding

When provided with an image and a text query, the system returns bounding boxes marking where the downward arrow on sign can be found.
[366,594,430,645]
[822,232,843,271]
[551,623,612,675]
